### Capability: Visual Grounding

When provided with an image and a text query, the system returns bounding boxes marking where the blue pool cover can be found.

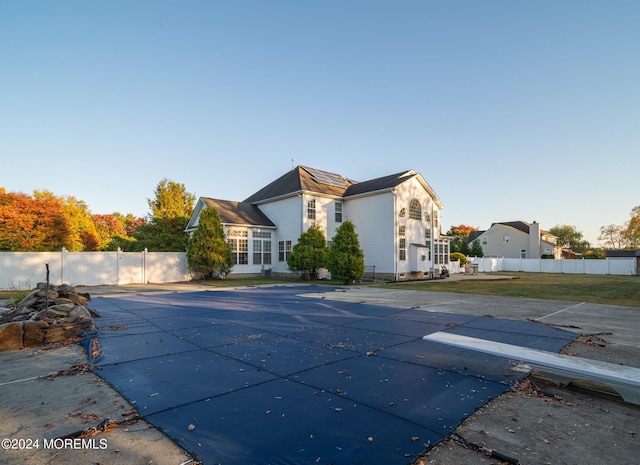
[85,285,577,465]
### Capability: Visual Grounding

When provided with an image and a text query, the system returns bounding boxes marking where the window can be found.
[278,240,292,262]
[399,238,406,261]
[228,230,248,265]
[334,202,342,223]
[434,211,439,229]
[399,208,405,218]
[399,225,405,236]
[503,235,510,243]
[409,199,421,220]
[521,249,527,259]
[252,231,272,265]
[307,198,316,220]
[425,228,431,257]
[434,239,449,265]
[229,238,248,265]
[482,237,488,245]
[253,240,262,264]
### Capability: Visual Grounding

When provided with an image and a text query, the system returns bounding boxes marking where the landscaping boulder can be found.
[0,283,99,351]
[0,322,24,351]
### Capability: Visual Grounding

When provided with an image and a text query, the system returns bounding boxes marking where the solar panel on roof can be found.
[302,166,349,188]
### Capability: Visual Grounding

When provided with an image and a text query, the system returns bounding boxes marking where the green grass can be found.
[377,272,640,307]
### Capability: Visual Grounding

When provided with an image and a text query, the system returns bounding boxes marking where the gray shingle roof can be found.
[244,166,416,203]
[343,170,415,197]
[200,198,275,227]
[243,166,354,203]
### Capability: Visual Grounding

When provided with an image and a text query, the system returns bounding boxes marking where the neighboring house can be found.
[467,221,561,259]
[185,166,448,281]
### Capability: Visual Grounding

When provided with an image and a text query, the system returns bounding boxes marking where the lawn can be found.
[378,272,640,307]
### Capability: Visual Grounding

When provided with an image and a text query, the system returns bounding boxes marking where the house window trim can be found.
[409,199,421,220]
[307,198,316,220]
[334,201,343,223]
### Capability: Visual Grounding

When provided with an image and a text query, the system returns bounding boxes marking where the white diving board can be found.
[423,331,640,405]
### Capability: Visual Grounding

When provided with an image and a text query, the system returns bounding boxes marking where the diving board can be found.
[423,331,640,405]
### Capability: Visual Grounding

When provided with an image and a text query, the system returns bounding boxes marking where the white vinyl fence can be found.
[469,257,637,276]
[0,249,190,290]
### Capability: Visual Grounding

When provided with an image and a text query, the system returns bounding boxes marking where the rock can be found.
[67,293,89,306]
[48,303,75,314]
[36,289,59,300]
[0,283,98,351]
[23,320,47,347]
[16,290,41,309]
[56,284,75,296]
[0,322,24,350]
[67,306,92,323]
[33,308,69,321]
[88,307,101,318]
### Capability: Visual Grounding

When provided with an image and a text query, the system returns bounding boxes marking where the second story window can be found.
[409,199,421,220]
[307,198,316,220]
[335,202,342,222]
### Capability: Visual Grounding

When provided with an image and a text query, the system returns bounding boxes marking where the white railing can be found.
[0,249,190,290]
[468,257,637,276]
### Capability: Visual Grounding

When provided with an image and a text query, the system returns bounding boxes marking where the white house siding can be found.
[344,192,396,276]
[478,225,557,259]
[301,194,339,236]
[256,196,303,274]
[392,177,441,278]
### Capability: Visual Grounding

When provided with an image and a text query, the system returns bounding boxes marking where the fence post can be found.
[61,247,67,284]
[117,247,122,285]
[143,248,148,284]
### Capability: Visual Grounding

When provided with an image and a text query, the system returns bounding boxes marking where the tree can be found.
[147,178,195,220]
[287,224,328,279]
[446,225,478,255]
[134,217,190,251]
[327,220,364,284]
[0,189,70,251]
[549,225,590,254]
[623,205,640,249]
[134,179,195,251]
[598,224,625,250]
[186,207,233,279]
[469,238,484,257]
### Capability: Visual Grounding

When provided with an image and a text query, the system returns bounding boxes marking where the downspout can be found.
[392,189,397,281]
[430,200,435,279]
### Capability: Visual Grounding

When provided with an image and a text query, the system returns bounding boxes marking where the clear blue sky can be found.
[1,1,638,245]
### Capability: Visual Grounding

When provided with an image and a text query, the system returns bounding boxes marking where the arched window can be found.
[409,199,421,220]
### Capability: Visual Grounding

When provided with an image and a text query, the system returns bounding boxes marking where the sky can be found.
[1,1,638,245]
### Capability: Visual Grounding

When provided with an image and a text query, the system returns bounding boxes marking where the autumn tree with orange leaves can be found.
[0,188,70,251]
[447,224,479,255]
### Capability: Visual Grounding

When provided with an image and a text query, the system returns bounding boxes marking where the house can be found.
[467,221,561,259]
[185,166,449,281]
